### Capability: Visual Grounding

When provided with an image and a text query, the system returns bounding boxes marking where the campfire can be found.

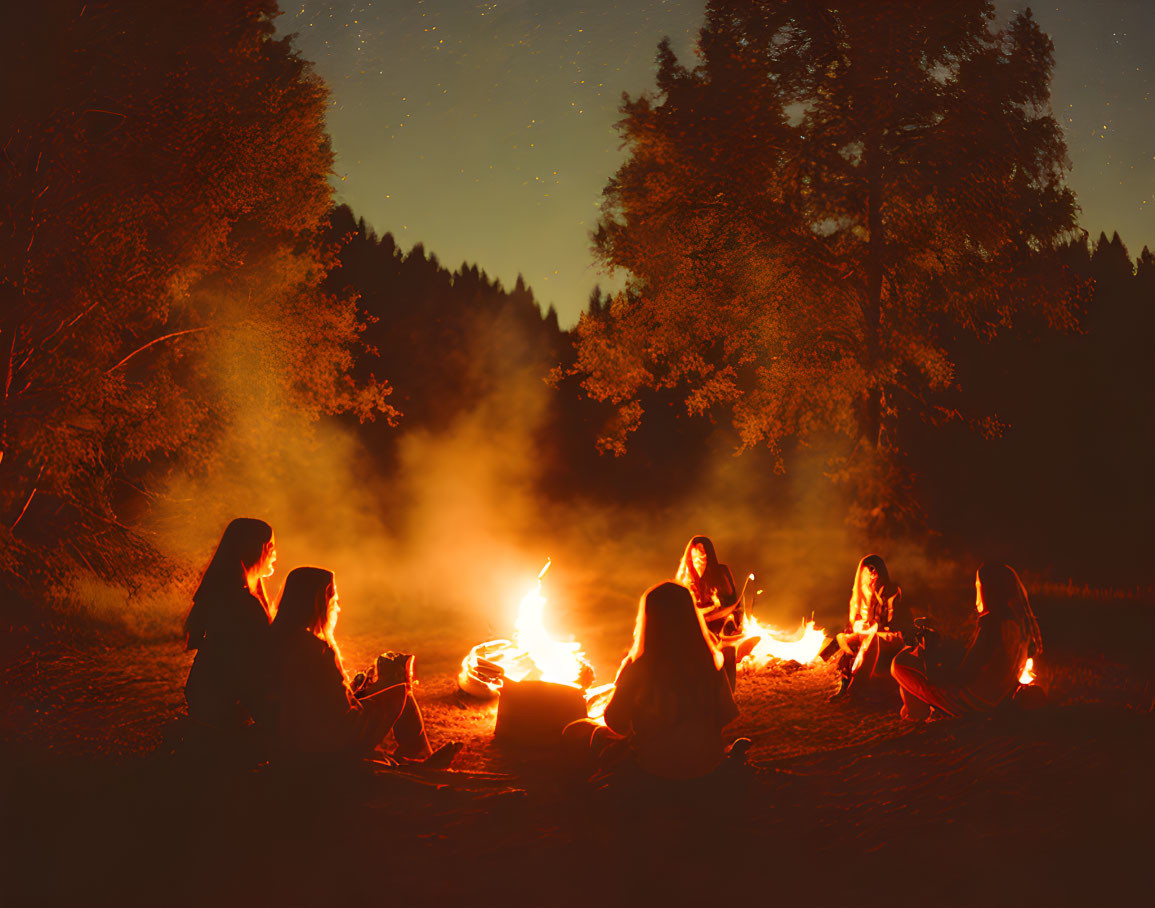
[739,614,829,666]
[457,559,595,699]
[733,577,829,667]
[458,565,830,739]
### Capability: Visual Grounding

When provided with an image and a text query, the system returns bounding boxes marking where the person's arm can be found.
[603,662,636,736]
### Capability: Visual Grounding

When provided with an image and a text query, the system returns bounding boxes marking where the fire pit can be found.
[457,559,596,699]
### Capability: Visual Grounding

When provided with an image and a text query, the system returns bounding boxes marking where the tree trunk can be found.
[862,125,885,450]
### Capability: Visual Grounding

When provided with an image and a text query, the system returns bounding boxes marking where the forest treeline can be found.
[327,212,1155,588]
[1,1,1152,629]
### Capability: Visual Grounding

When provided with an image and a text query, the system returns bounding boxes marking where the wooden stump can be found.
[494,679,588,748]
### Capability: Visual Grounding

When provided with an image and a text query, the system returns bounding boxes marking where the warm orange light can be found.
[457,559,593,697]
[850,623,878,673]
[740,615,828,665]
[1019,657,1035,686]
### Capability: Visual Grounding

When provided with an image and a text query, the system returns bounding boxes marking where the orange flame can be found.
[1018,657,1035,686]
[740,615,828,665]
[457,559,593,697]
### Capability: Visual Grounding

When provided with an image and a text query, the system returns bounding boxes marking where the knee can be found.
[890,648,915,681]
[562,718,598,752]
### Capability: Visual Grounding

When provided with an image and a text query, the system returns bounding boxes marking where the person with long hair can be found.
[184,517,277,727]
[890,563,1043,720]
[269,566,460,764]
[566,581,741,780]
[675,535,743,637]
[830,554,910,700]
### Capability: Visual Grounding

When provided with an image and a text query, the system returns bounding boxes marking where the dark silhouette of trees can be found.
[908,232,1154,585]
[570,0,1085,526]
[0,3,390,590]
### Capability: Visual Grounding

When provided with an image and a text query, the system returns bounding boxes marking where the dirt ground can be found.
[1,615,1152,908]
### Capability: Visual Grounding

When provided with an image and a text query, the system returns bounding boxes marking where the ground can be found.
[1,602,1152,907]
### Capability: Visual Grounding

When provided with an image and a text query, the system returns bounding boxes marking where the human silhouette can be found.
[565,581,741,780]
[891,563,1042,720]
[184,517,277,728]
[269,566,460,765]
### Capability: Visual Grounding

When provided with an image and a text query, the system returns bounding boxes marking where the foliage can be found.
[571,0,1086,524]
[0,2,392,592]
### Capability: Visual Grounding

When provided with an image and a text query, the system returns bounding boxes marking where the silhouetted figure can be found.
[891,564,1043,720]
[564,582,740,781]
[184,518,277,728]
[830,554,910,700]
[269,567,459,765]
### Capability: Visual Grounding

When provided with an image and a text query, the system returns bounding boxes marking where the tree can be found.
[571,0,1085,525]
[0,2,392,589]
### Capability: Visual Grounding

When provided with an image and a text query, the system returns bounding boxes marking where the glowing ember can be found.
[740,614,828,666]
[457,559,594,698]
[1019,657,1036,686]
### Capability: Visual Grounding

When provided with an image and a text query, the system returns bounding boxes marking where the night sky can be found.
[280,1,1154,327]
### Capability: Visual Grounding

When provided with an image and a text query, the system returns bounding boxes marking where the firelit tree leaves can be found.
[0,1,392,585]
[572,0,1085,526]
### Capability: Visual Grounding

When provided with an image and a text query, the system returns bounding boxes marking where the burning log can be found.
[457,559,595,700]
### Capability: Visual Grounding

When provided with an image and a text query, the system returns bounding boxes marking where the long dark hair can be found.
[674,535,730,608]
[620,582,725,719]
[271,566,344,672]
[272,567,334,637]
[849,554,896,626]
[977,563,1043,657]
[185,517,273,647]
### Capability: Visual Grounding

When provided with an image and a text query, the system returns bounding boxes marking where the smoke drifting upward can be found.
[142,287,975,681]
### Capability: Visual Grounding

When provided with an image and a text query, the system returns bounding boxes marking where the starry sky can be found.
[279,1,1154,327]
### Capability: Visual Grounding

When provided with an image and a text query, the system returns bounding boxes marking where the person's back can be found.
[957,611,1028,709]
[186,585,271,727]
[606,650,738,780]
[269,626,357,754]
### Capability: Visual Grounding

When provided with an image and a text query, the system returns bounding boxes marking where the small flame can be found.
[1019,657,1035,686]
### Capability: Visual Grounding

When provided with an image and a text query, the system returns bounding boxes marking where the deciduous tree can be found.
[572,0,1084,525]
[0,2,392,586]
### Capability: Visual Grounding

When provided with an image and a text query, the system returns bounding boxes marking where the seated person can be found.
[675,535,744,638]
[831,554,910,699]
[564,582,741,781]
[890,563,1043,720]
[183,517,277,728]
[269,566,460,765]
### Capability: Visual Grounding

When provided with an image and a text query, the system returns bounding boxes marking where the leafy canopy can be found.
[0,1,392,583]
[573,0,1083,498]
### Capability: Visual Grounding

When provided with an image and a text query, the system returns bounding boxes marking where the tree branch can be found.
[11,462,44,531]
[105,327,209,374]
